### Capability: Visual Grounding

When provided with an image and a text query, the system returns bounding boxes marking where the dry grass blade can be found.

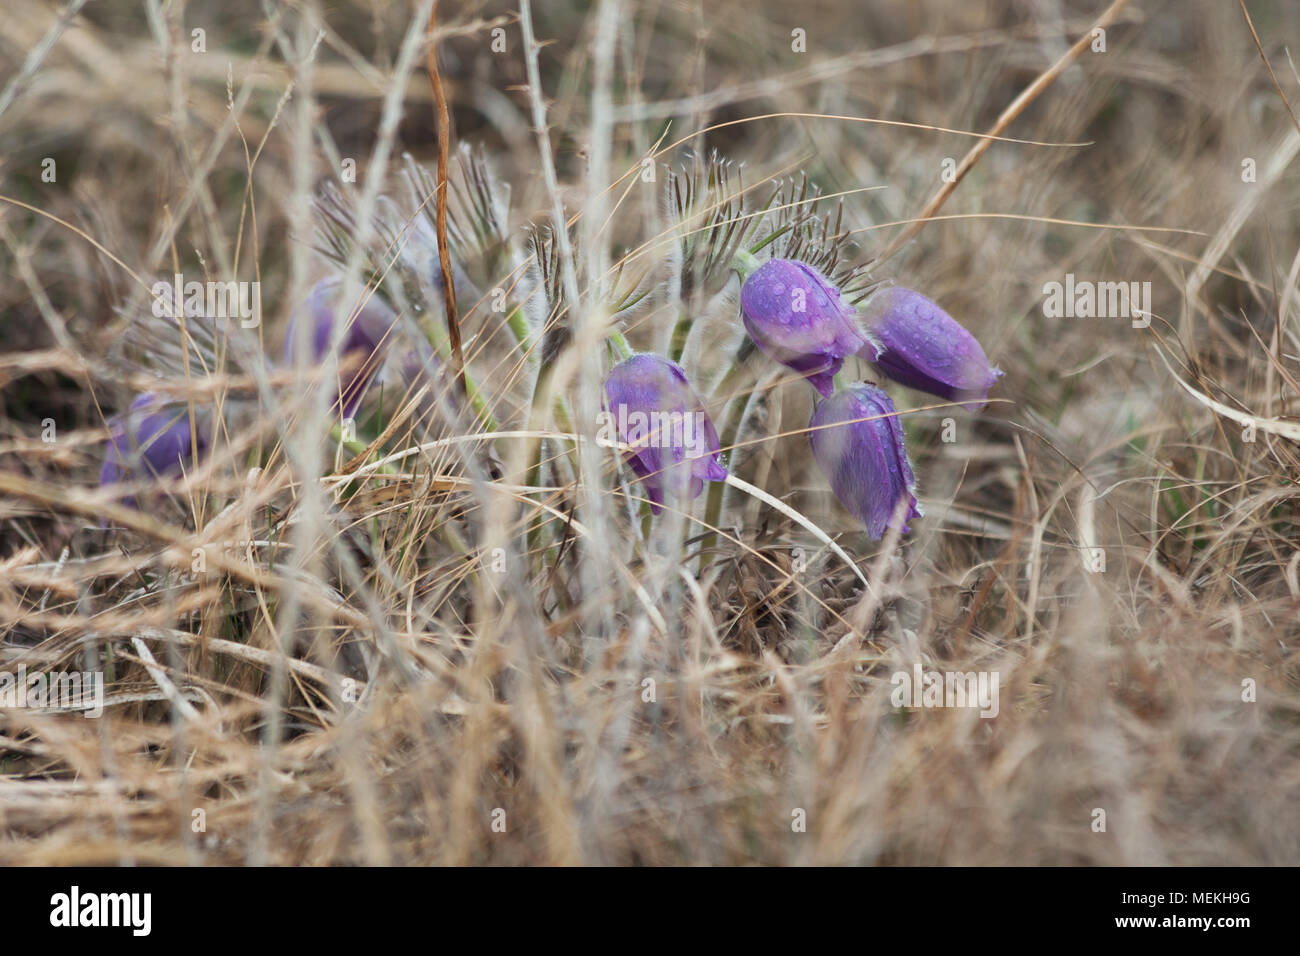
[878,0,1133,261]
[425,0,466,397]
[1154,343,1300,442]
[3,0,1299,871]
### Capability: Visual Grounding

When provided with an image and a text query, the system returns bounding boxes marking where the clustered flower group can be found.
[98,276,413,512]
[100,243,999,546]
[603,257,1001,539]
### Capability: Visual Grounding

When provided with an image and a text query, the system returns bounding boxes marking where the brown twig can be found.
[878,0,1132,263]
[426,1,466,396]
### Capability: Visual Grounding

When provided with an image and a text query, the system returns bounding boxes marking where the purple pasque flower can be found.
[283,276,398,418]
[740,258,881,397]
[100,394,208,509]
[809,383,921,540]
[858,287,1002,410]
[602,353,727,514]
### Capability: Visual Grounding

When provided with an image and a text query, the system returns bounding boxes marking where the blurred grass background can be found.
[1,0,1299,864]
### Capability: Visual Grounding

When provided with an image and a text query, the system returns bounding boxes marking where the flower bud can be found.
[740,258,880,397]
[859,287,1001,410]
[810,383,921,540]
[602,354,727,513]
[99,394,208,510]
[283,277,398,418]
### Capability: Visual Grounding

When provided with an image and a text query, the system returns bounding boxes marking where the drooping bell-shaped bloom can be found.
[740,258,881,397]
[809,383,921,540]
[858,287,1001,410]
[99,394,208,510]
[283,276,398,418]
[602,353,727,513]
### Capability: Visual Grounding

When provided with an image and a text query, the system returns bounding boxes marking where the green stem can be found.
[330,423,368,459]
[329,422,398,476]
[700,357,757,568]
[608,329,633,360]
[506,307,533,354]
[422,323,499,432]
[732,248,761,280]
[524,356,580,554]
[668,311,691,364]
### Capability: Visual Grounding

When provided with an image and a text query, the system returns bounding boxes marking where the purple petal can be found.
[810,383,921,540]
[99,395,209,512]
[603,353,727,512]
[860,287,1001,410]
[740,259,869,393]
[284,277,398,417]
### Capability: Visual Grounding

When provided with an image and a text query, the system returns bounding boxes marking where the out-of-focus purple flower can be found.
[380,199,482,310]
[99,394,208,510]
[405,214,480,305]
[283,277,398,418]
[602,353,727,514]
[385,337,448,423]
[859,287,1002,410]
[391,338,440,393]
[809,383,921,540]
[740,258,881,397]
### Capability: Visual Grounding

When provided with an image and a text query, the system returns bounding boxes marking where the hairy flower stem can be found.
[699,401,742,568]
[524,329,628,558]
[421,322,497,431]
[670,252,760,363]
[693,253,768,566]
[699,355,758,569]
[524,365,579,558]
[732,248,761,279]
[329,422,398,476]
[608,329,633,360]
[506,307,534,353]
[668,311,691,364]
